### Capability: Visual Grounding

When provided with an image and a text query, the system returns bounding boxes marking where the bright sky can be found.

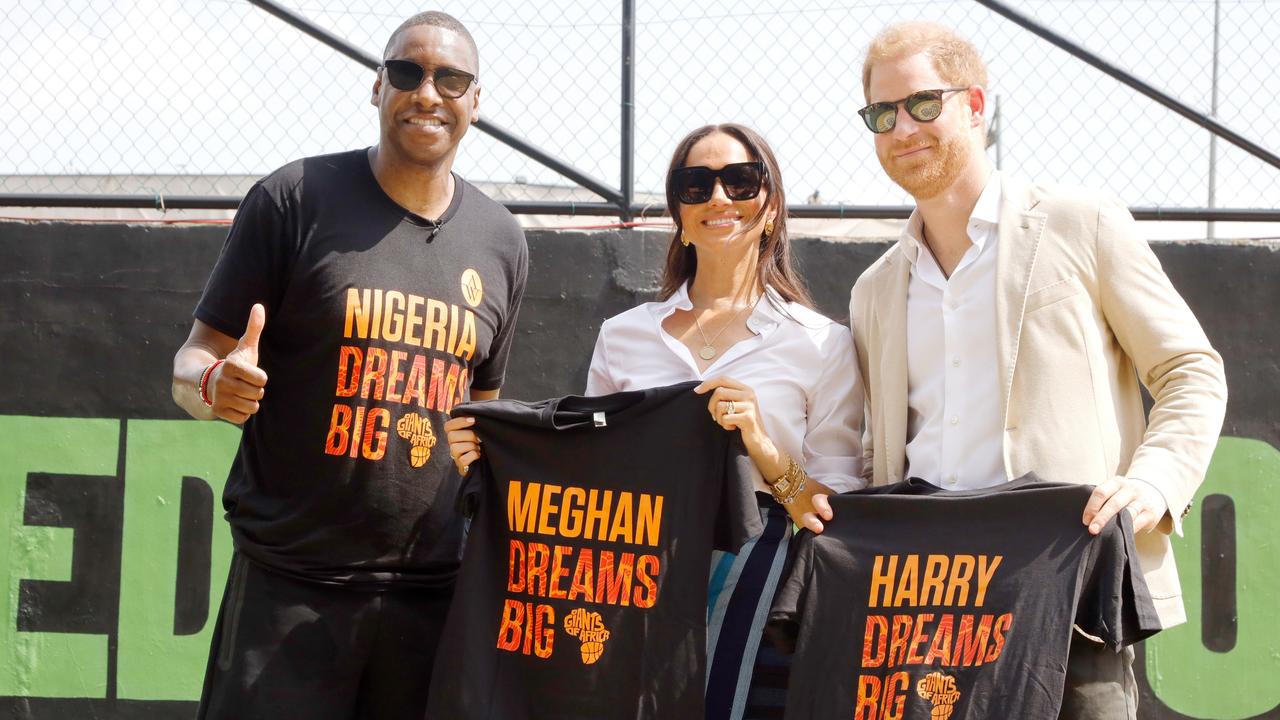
[3,0,1277,223]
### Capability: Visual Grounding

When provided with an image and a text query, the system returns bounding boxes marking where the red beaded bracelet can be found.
[199,359,225,407]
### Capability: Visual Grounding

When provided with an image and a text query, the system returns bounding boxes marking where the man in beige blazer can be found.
[847,22,1227,718]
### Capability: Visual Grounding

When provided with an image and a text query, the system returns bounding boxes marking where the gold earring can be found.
[763,217,775,237]
[680,233,690,247]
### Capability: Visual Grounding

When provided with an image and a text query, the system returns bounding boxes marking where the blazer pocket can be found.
[1024,276,1084,314]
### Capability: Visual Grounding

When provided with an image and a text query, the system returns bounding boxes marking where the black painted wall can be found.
[3,221,1269,439]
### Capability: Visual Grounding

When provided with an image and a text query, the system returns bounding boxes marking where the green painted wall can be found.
[1146,438,1280,719]
[1,417,240,709]
[1,417,118,699]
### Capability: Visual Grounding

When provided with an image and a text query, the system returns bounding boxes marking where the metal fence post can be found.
[621,0,637,221]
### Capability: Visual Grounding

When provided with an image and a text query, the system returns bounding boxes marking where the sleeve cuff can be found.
[1127,476,1186,536]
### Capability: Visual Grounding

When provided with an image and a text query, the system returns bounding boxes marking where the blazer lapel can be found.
[876,236,911,483]
[995,176,1047,428]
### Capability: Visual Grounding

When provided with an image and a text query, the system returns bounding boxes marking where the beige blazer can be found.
[848,173,1227,628]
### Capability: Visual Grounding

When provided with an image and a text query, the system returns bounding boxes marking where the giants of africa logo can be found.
[564,608,611,665]
[461,268,484,307]
[917,671,961,719]
[396,412,437,467]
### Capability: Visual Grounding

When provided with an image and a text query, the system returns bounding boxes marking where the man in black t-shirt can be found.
[767,478,1162,719]
[170,11,527,719]
[427,383,764,720]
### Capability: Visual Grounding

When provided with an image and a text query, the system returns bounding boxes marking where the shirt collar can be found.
[969,171,1001,230]
[901,211,927,266]
[900,170,1002,267]
[650,282,695,317]
[650,282,786,337]
[752,286,787,334]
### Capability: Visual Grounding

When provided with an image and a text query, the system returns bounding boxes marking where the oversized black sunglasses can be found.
[671,161,766,204]
[381,59,476,99]
[857,88,969,134]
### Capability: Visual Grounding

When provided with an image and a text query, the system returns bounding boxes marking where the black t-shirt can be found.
[767,476,1161,719]
[427,382,764,720]
[195,148,528,587]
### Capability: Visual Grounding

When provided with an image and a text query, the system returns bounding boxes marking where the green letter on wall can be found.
[0,416,117,698]
[117,420,239,701]
[1145,437,1280,719]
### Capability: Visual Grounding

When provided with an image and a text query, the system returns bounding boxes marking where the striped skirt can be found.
[706,493,793,720]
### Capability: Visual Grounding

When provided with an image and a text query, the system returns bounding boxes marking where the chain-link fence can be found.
[2,0,1277,215]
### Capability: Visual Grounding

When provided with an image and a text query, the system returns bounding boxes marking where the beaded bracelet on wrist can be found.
[198,359,224,408]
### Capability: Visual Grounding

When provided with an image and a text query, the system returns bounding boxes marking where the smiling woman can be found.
[442,122,865,718]
[581,124,867,720]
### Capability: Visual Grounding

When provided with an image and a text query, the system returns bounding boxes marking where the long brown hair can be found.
[658,123,814,309]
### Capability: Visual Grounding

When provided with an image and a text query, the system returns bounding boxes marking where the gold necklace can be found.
[692,297,757,360]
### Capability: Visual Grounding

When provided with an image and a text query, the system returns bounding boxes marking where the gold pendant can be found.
[698,345,717,360]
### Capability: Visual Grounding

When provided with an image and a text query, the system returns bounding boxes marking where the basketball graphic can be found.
[396,412,437,467]
[564,608,611,665]
[461,268,484,307]
[409,443,431,467]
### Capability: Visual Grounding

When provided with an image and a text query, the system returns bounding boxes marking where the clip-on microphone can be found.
[424,218,442,243]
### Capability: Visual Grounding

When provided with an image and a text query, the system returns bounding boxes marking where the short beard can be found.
[880,133,970,200]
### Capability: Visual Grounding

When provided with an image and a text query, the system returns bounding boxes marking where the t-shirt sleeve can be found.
[470,227,528,391]
[713,434,764,553]
[765,530,816,655]
[194,182,293,339]
[1074,510,1163,648]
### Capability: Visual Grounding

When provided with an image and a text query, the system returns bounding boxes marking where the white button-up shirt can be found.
[586,283,865,493]
[903,174,1006,490]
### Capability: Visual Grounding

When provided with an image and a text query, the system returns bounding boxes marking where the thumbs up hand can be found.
[232,302,265,367]
[210,304,270,424]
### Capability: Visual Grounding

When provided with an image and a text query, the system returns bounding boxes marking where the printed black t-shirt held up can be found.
[767,477,1162,720]
[428,382,763,720]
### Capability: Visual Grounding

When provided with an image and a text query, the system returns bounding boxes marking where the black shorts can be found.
[197,553,454,720]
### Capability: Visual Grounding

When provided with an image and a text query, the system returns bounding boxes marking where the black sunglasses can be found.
[857,88,969,134]
[671,161,766,204]
[381,59,476,99]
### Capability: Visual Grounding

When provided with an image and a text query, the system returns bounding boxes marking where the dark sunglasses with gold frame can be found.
[857,87,969,134]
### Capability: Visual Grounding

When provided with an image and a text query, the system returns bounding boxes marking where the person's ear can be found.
[967,85,987,128]
[470,85,482,124]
